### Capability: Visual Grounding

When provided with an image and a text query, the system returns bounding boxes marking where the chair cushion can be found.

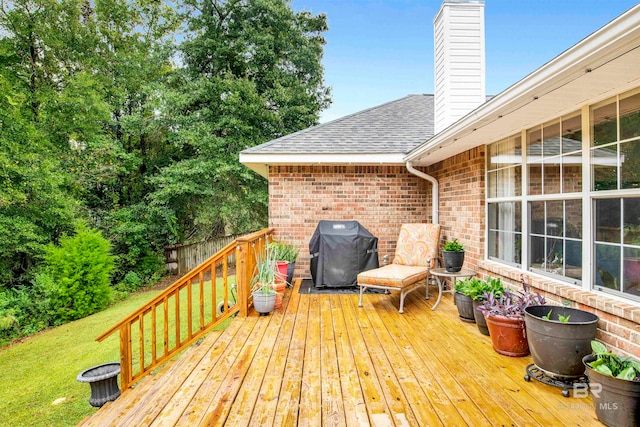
[392,223,441,268]
[358,264,427,288]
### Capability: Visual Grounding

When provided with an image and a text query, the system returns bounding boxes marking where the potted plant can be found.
[583,341,640,427]
[251,252,277,315]
[467,276,504,336]
[442,238,464,272]
[267,240,299,286]
[524,304,598,379]
[478,275,546,357]
[454,278,476,323]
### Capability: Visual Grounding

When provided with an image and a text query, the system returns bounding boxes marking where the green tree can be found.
[40,225,114,322]
[150,0,331,241]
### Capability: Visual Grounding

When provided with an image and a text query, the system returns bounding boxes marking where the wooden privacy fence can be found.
[165,232,246,276]
[97,228,274,390]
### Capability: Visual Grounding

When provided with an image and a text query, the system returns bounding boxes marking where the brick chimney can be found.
[434,0,486,134]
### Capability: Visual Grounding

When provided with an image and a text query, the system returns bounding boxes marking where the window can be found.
[591,90,640,299]
[487,88,640,302]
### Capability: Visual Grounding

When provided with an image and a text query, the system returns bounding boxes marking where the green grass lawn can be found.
[0,278,235,427]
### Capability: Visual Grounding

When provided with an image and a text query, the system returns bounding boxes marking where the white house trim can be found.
[406,4,640,166]
[239,153,408,178]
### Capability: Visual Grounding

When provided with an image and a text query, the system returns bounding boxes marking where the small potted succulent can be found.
[478,275,545,357]
[442,238,465,272]
[583,341,640,427]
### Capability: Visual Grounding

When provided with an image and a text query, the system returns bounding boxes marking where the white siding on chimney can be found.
[434,1,485,134]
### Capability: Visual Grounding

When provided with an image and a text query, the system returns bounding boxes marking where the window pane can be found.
[592,145,618,191]
[565,239,582,281]
[543,120,561,157]
[530,235,545,270]
[620,92,640,141]
[527,126,542,157]
[592,101,617,147]
[624,198,640,246]
[488,135,521,170]
[489,202,521,232]
[546,237,563,274]
[566,199,582,239]
[488,230,521,264]
[595,199,621,243]
[621,139,640,189]
[595,244,620,291]
[530,201,545,235]
[529,163,543,195]
[487,170,497,198]
[562,113,582,154]
[547,201,564,237]
[543,156,561,194]
[562,154,582,193]
[623,247,640,297]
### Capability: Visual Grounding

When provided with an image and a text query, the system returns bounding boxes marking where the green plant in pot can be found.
[467,276,504,336]
[251,251,277,315]
[583,341,640,427]
[442,238,464,272]
[524,303,598,381]
[453,278,476,323]
[267,240,299,286]
[478,276,545,357]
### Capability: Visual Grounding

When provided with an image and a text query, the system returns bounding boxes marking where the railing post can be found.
[236,239,251,317]
[119,325,132,391]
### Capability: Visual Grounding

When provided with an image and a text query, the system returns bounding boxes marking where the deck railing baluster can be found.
[96,228,274,390]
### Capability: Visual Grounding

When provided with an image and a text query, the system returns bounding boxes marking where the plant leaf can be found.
[617,366,637,380]
[591,340,607,355]
[592,363,614,377]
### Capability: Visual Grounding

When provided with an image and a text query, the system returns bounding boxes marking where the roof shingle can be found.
[243,94,434,154]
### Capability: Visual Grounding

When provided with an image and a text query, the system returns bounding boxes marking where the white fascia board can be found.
[239,152,408,178]
[407,4,640,165]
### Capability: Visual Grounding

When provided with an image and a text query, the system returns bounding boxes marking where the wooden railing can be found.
[97,228,274,390]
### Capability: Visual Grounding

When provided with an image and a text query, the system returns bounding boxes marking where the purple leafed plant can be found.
[478,274,546,319]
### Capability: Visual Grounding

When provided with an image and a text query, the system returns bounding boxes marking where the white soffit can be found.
[239,153,408,178]
[406,4,640,166]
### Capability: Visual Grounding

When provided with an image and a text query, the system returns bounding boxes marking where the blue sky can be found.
[291,0,640,123]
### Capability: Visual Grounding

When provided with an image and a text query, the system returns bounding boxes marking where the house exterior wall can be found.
[268,165,432,277]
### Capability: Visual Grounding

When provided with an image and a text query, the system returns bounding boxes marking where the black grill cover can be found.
[309,220,379,288]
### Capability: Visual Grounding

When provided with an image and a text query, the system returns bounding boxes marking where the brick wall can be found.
[426,146,486,271]
[268,165,432,277]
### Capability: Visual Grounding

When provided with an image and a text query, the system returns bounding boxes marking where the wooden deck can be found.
[80,280,602,426]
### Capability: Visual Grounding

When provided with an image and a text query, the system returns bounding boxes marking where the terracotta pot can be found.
[485,315,529,357]
[276,261,289,283]
[272,280,286,309]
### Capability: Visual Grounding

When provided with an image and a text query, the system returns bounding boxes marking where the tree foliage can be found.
[0,0,330,336]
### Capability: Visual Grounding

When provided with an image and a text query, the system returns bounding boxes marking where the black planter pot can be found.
[286,261,296,286]
[443,251,464,272]
[76,362,121,407]
[524,305,598,379]
[583,354,640,427]
[473,299,489,335]
[455,292,475,323]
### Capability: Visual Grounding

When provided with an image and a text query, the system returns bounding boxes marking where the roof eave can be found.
[239,153,408,178]
[406,4,640,166]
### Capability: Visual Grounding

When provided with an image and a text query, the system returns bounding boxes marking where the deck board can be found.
[80,280,602,426]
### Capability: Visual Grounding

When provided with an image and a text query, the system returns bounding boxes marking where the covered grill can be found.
[309,220,379,288]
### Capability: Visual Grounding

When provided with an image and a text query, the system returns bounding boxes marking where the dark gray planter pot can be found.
[286,261,296,286]
[253,290,276,315]
[525,305,598,379]
[443,251,464,272]
[583,354,640,427]
[473,299,489,335]
[455,292,475,323]
[77,362,121,407]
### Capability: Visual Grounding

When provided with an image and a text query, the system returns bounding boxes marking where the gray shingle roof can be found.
[243,94,434,154]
